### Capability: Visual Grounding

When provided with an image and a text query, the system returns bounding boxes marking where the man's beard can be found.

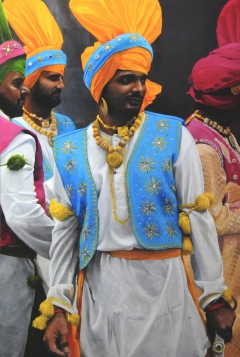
[0,93,23,118]
[31,81,61,109]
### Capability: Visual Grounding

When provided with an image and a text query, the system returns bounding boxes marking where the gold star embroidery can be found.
[103,43,114,52]
[56,53,61,59]
[37,56,44,63]
[128,34,139,42]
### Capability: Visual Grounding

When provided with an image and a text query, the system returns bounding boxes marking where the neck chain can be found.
[96,115,136,136]
[22,111,57,147]
[92,113,143,169]
[191,110,240,152]
[23,107,52,128]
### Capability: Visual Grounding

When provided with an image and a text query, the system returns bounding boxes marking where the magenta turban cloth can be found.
[188,43,240,109]
[217,0,240,47]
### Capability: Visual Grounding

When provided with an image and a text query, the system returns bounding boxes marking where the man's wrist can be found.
[54,307,66,314]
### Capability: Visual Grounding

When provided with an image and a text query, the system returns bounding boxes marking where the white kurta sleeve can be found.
[0,132,54,258]
[46,165,80,313]
[174,127,226,309]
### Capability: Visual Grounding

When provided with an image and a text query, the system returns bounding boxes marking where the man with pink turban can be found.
[186,2,240,355]
[29,1,235,356]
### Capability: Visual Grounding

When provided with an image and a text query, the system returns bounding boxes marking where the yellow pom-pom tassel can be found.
[66,313,80,326]
[49,198,75,221]
[222,288,233,303]
[39,299,54,318]
[182,236,194,256]
[195,194,210,211]
[32,315,48,330]
[204,192,214,206]
[179,212,191,234]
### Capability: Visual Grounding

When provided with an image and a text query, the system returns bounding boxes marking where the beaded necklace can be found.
[23,107,51,128]
[189,110,240,153]
[22,112,57,147]
[96,115,136,136]
[92,113,143,169]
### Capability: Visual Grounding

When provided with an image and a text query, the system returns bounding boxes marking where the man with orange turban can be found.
[35,1,235,356]
[3,0,76,294]
[0,2,54,356]
[186,2,240,355]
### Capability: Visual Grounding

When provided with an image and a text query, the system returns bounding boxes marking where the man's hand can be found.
[206,302,236,344]
[44,312,70,356]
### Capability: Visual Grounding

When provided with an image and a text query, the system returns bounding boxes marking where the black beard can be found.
[0,93,23,118]
[31,82,61,109]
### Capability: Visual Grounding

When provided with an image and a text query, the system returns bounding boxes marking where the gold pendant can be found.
[42,121,50,128]
[106,151,124,169]
[118,126,128,136]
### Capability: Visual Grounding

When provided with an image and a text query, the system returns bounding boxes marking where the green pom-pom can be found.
[6,155,28,170]
[26,275,43,289]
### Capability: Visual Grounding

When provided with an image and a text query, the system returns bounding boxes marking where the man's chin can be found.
[51,95,61,107]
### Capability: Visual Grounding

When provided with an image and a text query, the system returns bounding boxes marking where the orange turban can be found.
[69,0,162,111]
[4,0,66,88]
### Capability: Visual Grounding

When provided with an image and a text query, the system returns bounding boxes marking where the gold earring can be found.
[100,97,108,116]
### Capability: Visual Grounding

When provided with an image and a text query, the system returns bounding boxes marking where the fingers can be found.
[43,314,70,356]
[60,335,70,355]
[206,304,236,344]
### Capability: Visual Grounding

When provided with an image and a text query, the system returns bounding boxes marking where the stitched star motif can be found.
[140,199,156,216]
[143,222,160,240]
[139,156,155,173]
[61,139,79,154]
[78,182,87,197]
[166,222,178,238]
[128,34,139,42]
[103,43,114,52]
[65,159,77,173]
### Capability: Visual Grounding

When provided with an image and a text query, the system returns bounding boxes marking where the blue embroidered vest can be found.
[12,112,76,181]
[53,111,184,270]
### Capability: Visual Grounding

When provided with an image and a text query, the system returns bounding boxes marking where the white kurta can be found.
[13,116,59,291]
[0,125,54,357]
[47,118,226,356]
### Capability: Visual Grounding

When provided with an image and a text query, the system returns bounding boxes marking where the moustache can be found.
[17,95,26,108]
[52,89,62,96]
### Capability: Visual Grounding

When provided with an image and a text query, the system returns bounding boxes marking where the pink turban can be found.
[188,43,240,109]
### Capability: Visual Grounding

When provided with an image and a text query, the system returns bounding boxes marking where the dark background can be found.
[12,0,228,128]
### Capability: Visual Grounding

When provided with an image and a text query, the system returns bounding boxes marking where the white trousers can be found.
[81,252,210,357]
[0,255,35,357]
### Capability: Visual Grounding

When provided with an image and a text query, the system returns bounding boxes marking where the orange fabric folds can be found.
[24,65,65,89]
[68,270,85,357]
[82,47,162,108]
[69,0,163,109]
[4,0,65,87]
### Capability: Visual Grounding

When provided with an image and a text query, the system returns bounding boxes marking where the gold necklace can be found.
[96,115,135,136]
[92,113,143,169]
[100,132,130,226]
[23,107,51,128]
[190,110,240,152]
[22,112,57,147]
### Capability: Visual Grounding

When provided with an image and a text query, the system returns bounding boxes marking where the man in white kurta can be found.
[42,0,236,356]
[45,118,229,357]
[4,0,76,294]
